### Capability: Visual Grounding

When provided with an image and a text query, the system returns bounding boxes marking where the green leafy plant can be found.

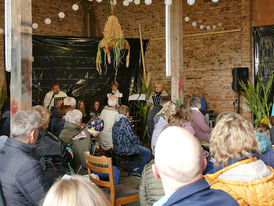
[239,74,274,126]
[132,72,152,142]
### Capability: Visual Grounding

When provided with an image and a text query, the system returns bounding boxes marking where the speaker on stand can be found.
[232,67,249,114]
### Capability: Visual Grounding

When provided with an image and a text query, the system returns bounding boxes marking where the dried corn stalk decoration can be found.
[96,1,130,78]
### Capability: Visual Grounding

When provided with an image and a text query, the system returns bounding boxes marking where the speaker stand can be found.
[237,92,240,114]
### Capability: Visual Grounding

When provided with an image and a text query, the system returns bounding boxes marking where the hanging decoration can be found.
[96,0,130,77]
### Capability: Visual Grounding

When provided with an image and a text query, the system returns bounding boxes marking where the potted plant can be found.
[239,74,274,126]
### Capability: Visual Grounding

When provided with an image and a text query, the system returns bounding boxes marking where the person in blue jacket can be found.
[193,87,207,111]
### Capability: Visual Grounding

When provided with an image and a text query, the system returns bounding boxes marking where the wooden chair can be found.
[84,152,139,206]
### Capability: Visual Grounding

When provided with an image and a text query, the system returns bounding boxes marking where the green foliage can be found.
[239,74,274,126]
[132,73,152,142]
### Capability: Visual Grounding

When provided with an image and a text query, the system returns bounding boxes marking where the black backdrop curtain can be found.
[32,36,148,110]
[253,26,274,106]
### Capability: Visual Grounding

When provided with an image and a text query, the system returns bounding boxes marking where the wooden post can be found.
[5,0,32,116]
[170,0,183,103]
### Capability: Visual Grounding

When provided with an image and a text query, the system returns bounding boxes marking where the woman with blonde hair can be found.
[42,175,109,206]
[151,101,177,155]
[205,112,274,206]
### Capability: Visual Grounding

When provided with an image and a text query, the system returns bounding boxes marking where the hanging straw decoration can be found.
[96,0,130,76]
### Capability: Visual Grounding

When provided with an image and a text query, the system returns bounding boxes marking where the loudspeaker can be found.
[232,67,249,92]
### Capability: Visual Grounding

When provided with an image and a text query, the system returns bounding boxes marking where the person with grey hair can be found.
[64,97,77,109]
[98,95,119,155]
[0,111,49,206]
[59,109,94,171]
[190,96,211,142]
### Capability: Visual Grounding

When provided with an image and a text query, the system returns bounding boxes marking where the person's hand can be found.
[66,148,74,159]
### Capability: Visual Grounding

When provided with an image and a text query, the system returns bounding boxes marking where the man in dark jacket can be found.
[147,96,169,141]
[152,126,238,206]
[0,111,49,206]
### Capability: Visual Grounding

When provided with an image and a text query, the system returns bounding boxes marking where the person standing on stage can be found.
[107,81,123,105]
[149,83,169,106]
[44,83,67,110]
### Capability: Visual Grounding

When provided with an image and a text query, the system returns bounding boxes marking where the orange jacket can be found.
[204,158,274,206]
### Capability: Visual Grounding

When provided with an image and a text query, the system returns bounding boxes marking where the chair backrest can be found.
[84,152,116,204]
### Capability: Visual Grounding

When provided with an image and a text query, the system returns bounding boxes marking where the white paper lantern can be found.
[128,0,133,2]
[212,25,217,29]
[145,0,152,5]
[218,22,222,27]
[184,16,190,22]
[199,25,204,30]
[123,0,129,6]
[96,0,102,2]
[134,0,140,4]
[206,25,211,30]
[72,4,79,10]
[164,0,172,6]
[192,21,197,27]
[212,0,219,2]
[58,12,65,18]
[187,0,195,6]
[45,18,51,24]
[32,23,38,29]
[0,28,3,34]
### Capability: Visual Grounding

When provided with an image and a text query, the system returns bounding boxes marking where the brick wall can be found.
[0,0,254,115]
[253,0,274,26]
[0,0,85,98]
[94,0,252,115]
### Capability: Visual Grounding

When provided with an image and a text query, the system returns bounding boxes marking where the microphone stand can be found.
[47,93,55,109]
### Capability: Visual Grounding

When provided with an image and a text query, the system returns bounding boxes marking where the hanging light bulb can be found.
[134,0,140,4]
[96,0,102,2]
[192,21,197,27]
[123,0,129,6]
[72,4,79,10]
[145,0,152,5]
[110,0,117,5]
[184,16,190,22]
[0,28,4,34]
[218,22,222,27]
[32,23,38,29]
[45,18,51,24]
[187,0,195,6]
[58,12,65,18]
[165,0,172,6]
[206,26,211,30]
[199,25,204,30]
[212,0,219,2]
[212,25,217,29]
[128,0,133,2]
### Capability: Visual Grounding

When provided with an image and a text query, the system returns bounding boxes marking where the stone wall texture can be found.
[0,0,255,116]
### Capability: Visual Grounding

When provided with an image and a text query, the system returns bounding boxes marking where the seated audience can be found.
[190,96,211,142]
[98,95,119,154]
[59,109,95,171]
[205,112,274,206]
[151,101,177,155]
[183,94,192,107]
[90,100,101,119]
[147,96,169,141]
[193,87,206,111]
[77,100,90,124]
[32,105,74,185]
[64,96,76,109]
[112,105,151,177]
[42,175,109,206]
[148,83,169,106]
[50,103,72,137]
[50,99,64,119]
[153,126,238,206]
[255,123,272,154]
[0,111,48,205]
[261,149,274,168]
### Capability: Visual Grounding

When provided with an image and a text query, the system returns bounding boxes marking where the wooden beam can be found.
[170,0,183,103]
[5,0,32,115]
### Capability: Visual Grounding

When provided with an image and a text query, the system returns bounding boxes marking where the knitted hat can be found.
[88,120,104,131]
